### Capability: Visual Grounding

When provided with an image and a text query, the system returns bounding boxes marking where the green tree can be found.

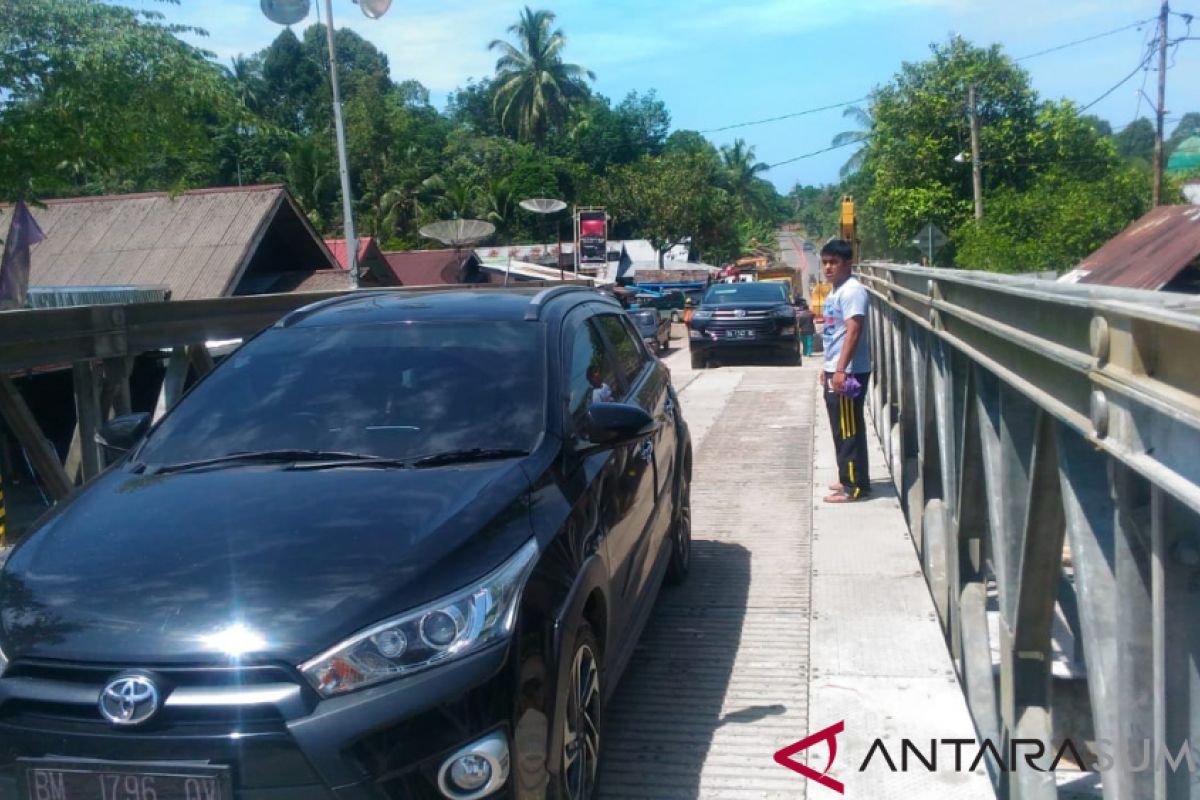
[259,28,323,134]
[719,139,773,217]
[954,167,1149,272]
[831,105,872,177]
[602,151,737,265]
[489,7,595,143]
[858,36,1129,264]
[0,0,239,197]
[1112,118,1155,164]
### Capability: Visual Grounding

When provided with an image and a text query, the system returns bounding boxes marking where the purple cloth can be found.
[834,374,863,399]
[0,199,46,309]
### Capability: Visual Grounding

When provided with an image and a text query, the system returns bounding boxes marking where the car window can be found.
[137,321,545,465]
[594,314,649,392]
[567,321,619,431]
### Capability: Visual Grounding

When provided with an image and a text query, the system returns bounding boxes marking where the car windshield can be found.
[631,311,659,330]
[136,321,545,467]
[703,283,788,304]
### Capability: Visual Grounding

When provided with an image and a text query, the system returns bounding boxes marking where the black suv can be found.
[0,287,692,800]
[686,282,802,368]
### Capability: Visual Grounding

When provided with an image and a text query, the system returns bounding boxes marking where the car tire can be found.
[690,351,706,369]
[665,472,691,585]
[554,624,603,800]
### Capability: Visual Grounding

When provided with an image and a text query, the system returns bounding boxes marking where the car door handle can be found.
[637,440,654,463]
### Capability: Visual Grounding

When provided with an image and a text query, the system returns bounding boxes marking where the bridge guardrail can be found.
[859,261,1200,800]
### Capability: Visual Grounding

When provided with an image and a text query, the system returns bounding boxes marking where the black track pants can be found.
[824,373,871,497]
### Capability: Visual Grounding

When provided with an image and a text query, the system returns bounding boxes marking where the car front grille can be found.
[0,660,326,792]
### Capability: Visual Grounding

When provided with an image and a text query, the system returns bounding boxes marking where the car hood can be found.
[0,462,534,666]
[698,300,789,312]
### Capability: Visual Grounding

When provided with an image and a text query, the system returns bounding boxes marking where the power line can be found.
[700,98,870,135]
[1079,42,1157,112]
[700,15,1160,135]
[1015,17,1156,61]
[765,140,860,170]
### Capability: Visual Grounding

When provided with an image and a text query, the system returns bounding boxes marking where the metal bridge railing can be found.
[859,262,1200,800]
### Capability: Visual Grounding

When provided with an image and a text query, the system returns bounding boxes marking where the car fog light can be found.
[781,326,797,335]
[437,731,510,800]
[421,609,463,648]
[688,329,701,339]
[449,755,492,791]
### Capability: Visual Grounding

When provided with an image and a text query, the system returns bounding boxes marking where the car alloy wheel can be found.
[666,478,691,584]
[563,635,601,800]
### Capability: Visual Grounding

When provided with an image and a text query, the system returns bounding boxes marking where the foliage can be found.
[0,0,240,197]
[1113,118,1155,164]
[954,167,1150,272]
[600,151,737,265]
[488,7,594,144]
[0,1,785,264]
[853,36,1150,270]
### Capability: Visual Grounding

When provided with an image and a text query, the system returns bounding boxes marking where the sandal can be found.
[823,492,865,504]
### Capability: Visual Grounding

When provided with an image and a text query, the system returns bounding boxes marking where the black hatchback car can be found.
[0,286,692,800]
[686,282,802,368]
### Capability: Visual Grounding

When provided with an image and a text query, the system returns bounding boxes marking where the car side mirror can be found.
[580,402,658,452]
[95,412,152,453]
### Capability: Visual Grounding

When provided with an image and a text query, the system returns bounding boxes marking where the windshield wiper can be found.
[147,449,402,475]
[409,448,530,468]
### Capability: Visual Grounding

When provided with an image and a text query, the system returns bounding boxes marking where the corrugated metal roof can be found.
[1066,205,1200,290]
[0,185,335,300]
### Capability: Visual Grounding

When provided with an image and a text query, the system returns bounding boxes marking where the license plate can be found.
[722,329,754,339]
[19,759,231,800]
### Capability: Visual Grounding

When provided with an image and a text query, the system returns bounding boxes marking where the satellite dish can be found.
[418,219,496,247]
[357,0,392,19]
[519,198,567,215]
[261,0,310,25]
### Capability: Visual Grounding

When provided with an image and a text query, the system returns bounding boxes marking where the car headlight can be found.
[691,309,713,320]
[300,538,539,698]
[773,307,797,319]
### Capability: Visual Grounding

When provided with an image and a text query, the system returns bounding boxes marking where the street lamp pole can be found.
[323,0,358,288]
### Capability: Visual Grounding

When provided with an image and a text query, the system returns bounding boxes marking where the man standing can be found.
[819,239,871,503]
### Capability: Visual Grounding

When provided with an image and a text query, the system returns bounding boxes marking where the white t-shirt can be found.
[590,382,614,404]
[822,276,872,374]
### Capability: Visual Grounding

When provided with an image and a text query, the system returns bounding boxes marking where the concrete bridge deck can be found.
[598,343,994,798]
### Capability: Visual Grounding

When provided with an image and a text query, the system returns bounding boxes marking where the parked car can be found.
[686,281,802,369]
[0,286,693,800]
[630,308,670,353]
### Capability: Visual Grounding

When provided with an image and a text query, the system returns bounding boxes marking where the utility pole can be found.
[1153,0,1169,207]
[968,85,984,220]
[324,0,359,288]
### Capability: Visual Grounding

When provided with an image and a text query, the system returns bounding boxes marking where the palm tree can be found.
[225,54,263,114]
[720,139,771,216]
[489,7,595,144]
[832,105,872,177]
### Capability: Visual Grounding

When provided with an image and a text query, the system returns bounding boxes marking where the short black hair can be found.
[820,239,854,262]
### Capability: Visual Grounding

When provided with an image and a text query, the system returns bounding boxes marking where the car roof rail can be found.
[524,284,600,321]
[277,290,396,327]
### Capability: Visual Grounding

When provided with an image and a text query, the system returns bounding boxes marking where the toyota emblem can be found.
[99,674,161,726]
[734,309,747,318]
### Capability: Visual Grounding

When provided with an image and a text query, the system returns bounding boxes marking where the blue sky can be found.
[151,0,1199,191]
